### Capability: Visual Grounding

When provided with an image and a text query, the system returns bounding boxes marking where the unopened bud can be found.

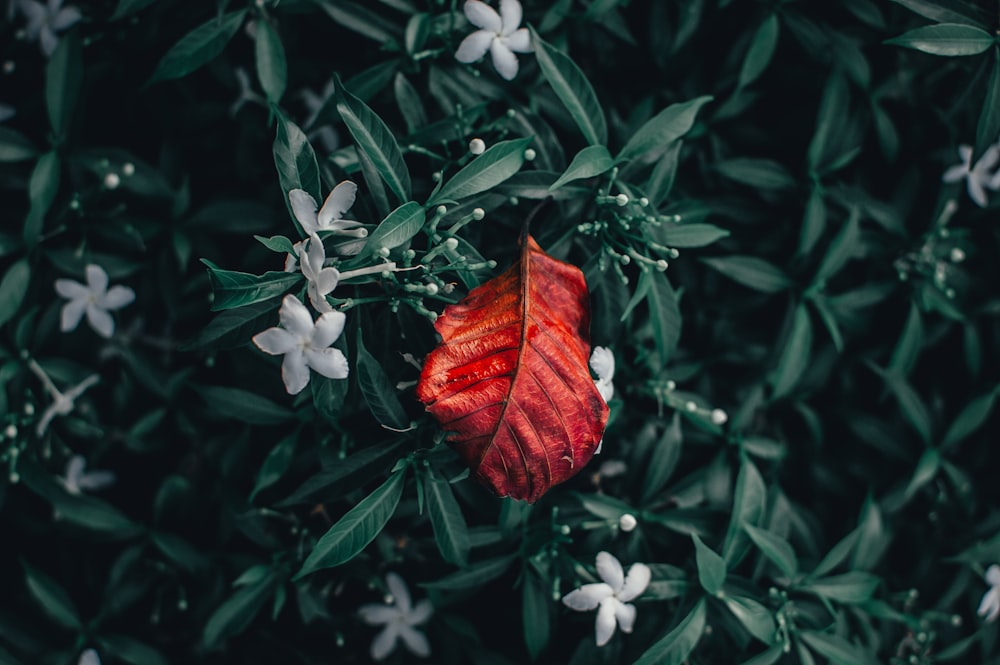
[950,247,965,263]
[711,409,728,425]
[619,513,637,532]
[472,207,485,220]
[524,148,536,161]
[615,194,629,206]
[3,425,15,438]
[122,162,135,176]
[469,138,486,155]
[103,172,120,189]
[444,237,459,250]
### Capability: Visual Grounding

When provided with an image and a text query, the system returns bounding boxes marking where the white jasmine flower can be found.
[252,294,349,395]
[590,346,615,403]
[18,0,82,57]
[286,184,368,264]
[979,564,1000,622]
[230,67,266,116]
[562,551,651,647]
[942,144,1000,208]
[61,454,115,495]
[78,649,101,665]
[358,572,433,661]
[55,264,135,339]
[455,0,533,81]
[28,360,100,436]
[294,234,341,314]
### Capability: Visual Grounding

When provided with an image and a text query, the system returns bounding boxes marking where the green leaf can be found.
[888,302,923,376]
[295,470,406,578]
[869,365,932,444]
[0,259,30,329]
[723,458,767,565]
[529,26,607,145]
[522,566,551,660]
[255,235,296,254]
[148,10,247,84]
[799,186,827,256]
[45,33,83,136]
[422,554,517,591]
[97,635,169,665]
[425,471,469,566]
[744,524,798,578]
[549,145,613,191]
[200,259,301,311]
[150,532,210,573]
[807,72,849,174]
[646,140,683,206]
[110,0,158,20]
[428,137,532,205]
[942,388,997,449]
[23,150,61,247]
[356,329,409,429]
[799,571,880,604]
[812,206,859,285]
[195,385,294,425]
[903,447,941,499]
[975,48,1000,161]
[616,96,713,163]
[278,440,405,506]
[336,76,411,202]
[889,0,991,27]
[885,23,994,56]
[250,434,298,501]
[317,0,400,43]
[738,15,779,89]
[771,305,812,400]
[851,496,888,570]
[641,413,683,505]
[394,72,428,134]
[692,534,726,594]
[632,598,706,665]
[715,158,797,190]
[203,569,277,647]
[22,562,81,630]
[273,114,322,217]
[722,594,776,645]
[799,630,880,665]
[655,223,730,248]
[179,300,278,352]
[359,201,425,260]
[311,370,349,425]
[255,19,287,104]
[0,127,39,162]
[701,256,792,293]
[808,295,844,354]
[738,645,784,665]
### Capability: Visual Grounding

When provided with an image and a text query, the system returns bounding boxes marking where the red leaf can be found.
[417,234,608,503]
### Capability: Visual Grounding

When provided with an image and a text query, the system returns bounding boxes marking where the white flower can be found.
[61,454,115,495]
[55,264,135,338]
[590,346,615,403]
[18,0,82,57]
[455,0,533,81]
[979,565,1000,622]
[29,361,100,436]
[77,649,101,665]
[252,294,349,395]
[292,234,341,314]
[562,551,650,647]
[358,572,433,661]
[288,182,365,239]
[942,143,1000,208]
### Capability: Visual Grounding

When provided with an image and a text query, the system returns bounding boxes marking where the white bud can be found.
[103,172,120,189]
[469,138,486,155]
[4,425,16,438]
[436,205,447,216]
[376,246,390,258]
[665,380,676,391]
[122,162,135,176]
[24,403,34,416]
[618,513,637,532]
[950,247,965,263]
[424,283,438,295]
[711,409,728,425]
[523,148,536,161]
[615,194,629,206]
[685,401,698,412]
[444,237,459,250]
[472,208,485,220]
[2,61,14,74]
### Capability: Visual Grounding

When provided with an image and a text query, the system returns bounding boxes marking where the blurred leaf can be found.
[851,496,888,570]
[110,0,157,20]
[255,235,296,254]
[799,630,880,665]
[255,19,287,104]
[150,532,210,573]
[654,223,730,248]
[295,470,406,578]
[744,524,798,578]
[523,565,551,660]
[941,388,997,450]
[250,433,298,501]
[738,646,784,665]
[356,329,409,429]
[97,634,169,665]
[422,554,517,591]
[203,568,277,648]
[903,447,941,499]
[701,256,792,293]
[549,145,613,191]
[200,260,301,311]
[317,0,400,43]
[278,440,405,506]
[715,158,796,190]
[722,594,775,645]
[429,137,532,205]
[425,471,470,567]
[799,571,880,604]
[723,458,767,565]
[0,127,38,162]
[311,369,349,425]
[646,140,683,206]
[647,270,682,364]
[22,562,81,630]
[394,73,427,134]
[0,259,30,329]
[23,150,61,248]
[812,207,859,285]
[889,302,923,376]
[336,76,411,202]
[770,305,812,400]
[148,10,247,84]
[357,201,424,261]
[889,0,991,26]
[738,15,779,89]
[975,48,1000,161]
[641,413,683,505]
[807,72,849,174]
[885,23,994,56]
[195,385,294,425]
[529,26,607,145]
[632,598,706,665]
[46,33,82,136]
[615,96,713,163]
[692,534,726,594]
[179,300,278,352]
[868,365,932,445]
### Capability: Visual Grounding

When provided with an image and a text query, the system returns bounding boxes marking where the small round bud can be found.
[505,108,516,118]
[638,197,649,207]
[24,403,34,416]
[376,246,390,258]
[559,524,571,535]
[614,194,629,206]
[685,401,698,412]
[9,472,19,484]
[945,288,956,299]
[103,172,120,189]
[486,260,497,269]
[950,247,965,263]
[404,249,416,260]
[656,260,669,271]
[444,237,459,250]
[4,425,16,439]
[618,513,637,532]
[425,283,439,295]
[508,196,519,206]
[2,61,14,74]
[436,205,447,216]
[711,409,728,425]
[122,162,135,176]
[178,597,189,611]
[432,171,442,182]
[523,148,536,161]
[472,207,485,220]
[665,380,676,391]
[69,198,81,210]
[469,138,486,155]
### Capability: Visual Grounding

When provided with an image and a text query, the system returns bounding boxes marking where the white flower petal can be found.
[595,551,625,591]
[942,164,967,183]
[502,27,532,52]
[20,0,47,35]
[407,599,434,626]
[317,180,357,228]
[986,565,1000,587]
[314,267,340,297]
[281,349,310,395]
[253,327,297,355]
[614,601,637,634]
[398,625,431,658]
[85,303,115,338]
[958,144,973,165]
[455,30,494,63]
[39,26,59,56]
[289,189,320,236]
[386,572,413,614]
[85,264,109,296]
[302,234,327,281]
[60,299,86,332]
[52,5,80,29]
[77,648,101,665]
[313,310,346,348]
[307,282,334,314]
[304,348,349,380]
[63,374,99,400]
[489,40,519,80]
[596,379,614,403]
[98,285,135,310]
[463,0,502,32]
[967,177,989,207]
[594,598,618,647]
[977,144,1000,172]
[499,0,522,35]
[76,470,116,492]
[618,563,651,602]
[589,346,615,381]
[562,583,613,611]
[979,587,1000,622]
[278,295,314,339]
[371,623,401,661]
[54,278,88,300]
[36,403,60,437]
[64,454,86,489]
[359,604,401,625]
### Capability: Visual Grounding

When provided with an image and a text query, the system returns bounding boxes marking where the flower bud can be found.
[122,162,135,176]
[711,409,728,425]
[469,138,486,155]
[103,172,120,189]
[619,513,637,532]
[524,148,536,161]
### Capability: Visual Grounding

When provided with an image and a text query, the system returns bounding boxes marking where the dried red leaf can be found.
[416,234,608,503]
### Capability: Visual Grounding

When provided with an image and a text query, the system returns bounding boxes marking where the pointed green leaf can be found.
[529,26,607,145]
[648,271,682,364]
[889,302,923,376]
[885,23,994,56]
[250,434,298,501]
[0,127,38,163]
[46,32,83,136]
[723,458,767,565]
[723,594,776,645]
[549,145,613,191]
[97,635,168,665]
[273,114,322,216]
[655,223,730,248]
[799,630,881,665]
[633,599,706,665]
[425,471,470,567]
[523,566,551,660]
[295,470,406,578]
[23,150,61,247]
[771,305,812,400]
[422,554,517,591]
[616,96,713,163]
[195,385,294,425]
[428,137,532,205]
[641,413,683,505]
[716,158,796,190]
[200,260,301,311]
[813,206,859,285]
[203,569,277,647]
[744,524,798,578]
[738,15,779,89]
[942,388,998,450]
[357,329,409,429]
[148,10,247,84]
[869,365,932,444]
[358,201,424,260]
[888,0,991,27]
[903,447,941,499]
[646,140,683,206]
[800,571,880,604]
[255,19,287,103]
[974,48,1000,161]
[278,441,406,507]
[0,259,30,329]
[693,534,726,594]
[701,256,792,293]
[179,300,278,352]
[23,563,81,630]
